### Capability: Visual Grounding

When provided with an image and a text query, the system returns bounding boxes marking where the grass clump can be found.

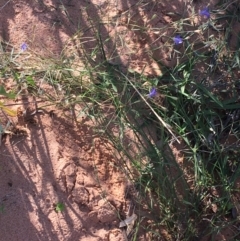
[1,0,240,240]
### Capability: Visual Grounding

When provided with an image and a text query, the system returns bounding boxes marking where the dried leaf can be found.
[211,203,218,213]
[0,102,17,117]
[119,213,137,228]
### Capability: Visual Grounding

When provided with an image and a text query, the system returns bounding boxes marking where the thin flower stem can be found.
[119,71,180,143]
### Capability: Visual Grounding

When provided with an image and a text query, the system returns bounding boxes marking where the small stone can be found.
[97,202,117,223]
[72,184,89,205]
[108,229,126,241]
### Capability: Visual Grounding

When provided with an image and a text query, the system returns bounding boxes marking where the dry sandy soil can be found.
[0,97,130,241]
[0,0,238,241]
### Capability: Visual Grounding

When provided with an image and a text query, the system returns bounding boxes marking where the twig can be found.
[0,0,11,11]
[2,100,46,106]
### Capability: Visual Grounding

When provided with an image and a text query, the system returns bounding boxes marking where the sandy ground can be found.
[0,96,130,241]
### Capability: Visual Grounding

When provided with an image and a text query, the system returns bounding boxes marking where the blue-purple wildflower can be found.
[200,7,210,19]
[148,87,157,98]
[173,35,183,45]
[20,42,28,51]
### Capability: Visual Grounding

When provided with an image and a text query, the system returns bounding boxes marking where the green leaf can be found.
[7,92,16,99]
[111,83,117,92]
[195,83,223,109]
[55,202,65,212]
[26,76,36,86]
[0,86,16,99]
[13,72,20,81]
[0,85,7,96]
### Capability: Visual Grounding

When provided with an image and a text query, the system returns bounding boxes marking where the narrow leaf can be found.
[0,86,16,99]
[1,106,17,117]
[0,101,17,116]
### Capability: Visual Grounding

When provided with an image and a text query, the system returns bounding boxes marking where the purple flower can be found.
[173,35,183,45]
[148,87,157,98]
[200,7,210,19]
[20,42,28,51]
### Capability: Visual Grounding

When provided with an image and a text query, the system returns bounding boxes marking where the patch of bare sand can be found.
[0,97,128,241]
